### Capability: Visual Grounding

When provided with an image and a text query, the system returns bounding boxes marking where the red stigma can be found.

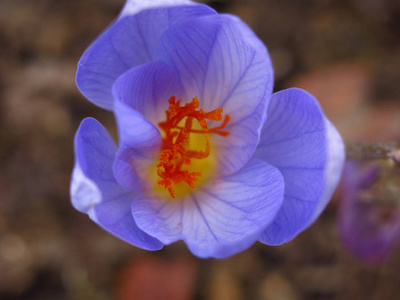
[157,96,230,198]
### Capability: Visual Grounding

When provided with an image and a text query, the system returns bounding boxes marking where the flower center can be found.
[156,96,230,198]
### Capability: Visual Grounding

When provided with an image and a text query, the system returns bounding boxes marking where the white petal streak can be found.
[310,118,345,222]
[121,0,193,17]
[70,163,102,214]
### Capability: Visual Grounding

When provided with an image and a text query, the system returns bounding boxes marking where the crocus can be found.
[339,162,400,263]
[71,0,345,258]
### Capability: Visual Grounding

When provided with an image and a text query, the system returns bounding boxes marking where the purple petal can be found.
[76,5,215,110]
[73,118,120,201]
[254,88,345,245]
[113,146,150,192]
[89,193,164,251]
[111,99,161,193]
[114,100,161,153]
[158,14,274,175]
[71,118,163,250]
[112,61,184,124]
[130,158,284,258]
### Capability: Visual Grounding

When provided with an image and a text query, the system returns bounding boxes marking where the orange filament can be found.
[157,96,230,198]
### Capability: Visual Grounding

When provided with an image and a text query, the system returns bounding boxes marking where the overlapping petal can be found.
[158,14,273,175]
[254,88,344,245]
[112,146,145,192]
[130,158,284,258]
[111,61,183,192]
[114,100,162,153]
[113,61,183,124]
[71,118,163,250]
[76,5,216,110]
[73,118,121,201]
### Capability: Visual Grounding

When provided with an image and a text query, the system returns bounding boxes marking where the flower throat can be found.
[157,96,230,198]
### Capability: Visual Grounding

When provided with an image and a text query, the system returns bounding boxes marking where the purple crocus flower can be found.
[71,0,345,258]
[339,162,400,263]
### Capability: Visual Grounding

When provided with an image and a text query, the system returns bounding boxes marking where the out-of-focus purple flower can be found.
[71,0,345,258]
[339,162,400,263]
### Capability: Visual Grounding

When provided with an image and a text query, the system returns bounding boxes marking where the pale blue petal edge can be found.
[309,118,345,223]
[71,118,163,250]
[130,158,284,258]
[255,88,345,245]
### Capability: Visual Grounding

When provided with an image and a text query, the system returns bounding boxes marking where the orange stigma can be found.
[157,96,230,198]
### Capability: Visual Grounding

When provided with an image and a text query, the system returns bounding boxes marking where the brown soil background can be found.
[1,0,400,299]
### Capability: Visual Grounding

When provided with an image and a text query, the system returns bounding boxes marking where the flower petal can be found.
[112,99,161,192]
[76,5,216,110]
[89,193,164,251]
[121,0,193,17]
[71,118,163,250]
[112,60,184,124]
[158,14,274,175]
[254,88,345,245]
[131,158,284,258]
[73,118,120,201]
[114,100,162,153]
[309,119,345,223]
[113,146,150,192]
[71,163,102,214]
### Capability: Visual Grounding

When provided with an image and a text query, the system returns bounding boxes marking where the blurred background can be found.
[0,0,400,299]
